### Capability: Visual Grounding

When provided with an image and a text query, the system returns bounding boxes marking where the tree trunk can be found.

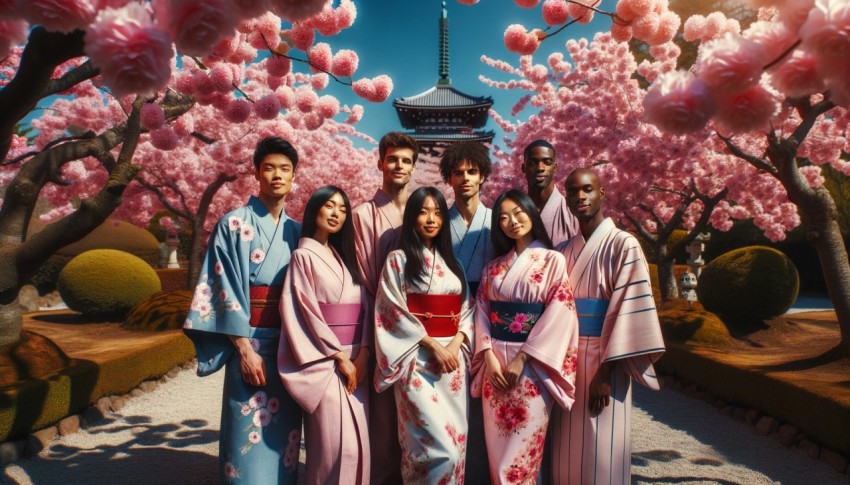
[655,242,678,301]
[185,218,206,290]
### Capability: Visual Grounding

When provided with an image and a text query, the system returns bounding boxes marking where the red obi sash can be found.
[249,285,282,328]
[319,303,362,346]
[406,293,461,338]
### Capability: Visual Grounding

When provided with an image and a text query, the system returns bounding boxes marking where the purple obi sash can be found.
[319,303,362,345]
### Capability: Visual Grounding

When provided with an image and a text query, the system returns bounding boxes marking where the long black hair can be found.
[301,185,363,286]
[491,189,553,257]
[399,186,467,300]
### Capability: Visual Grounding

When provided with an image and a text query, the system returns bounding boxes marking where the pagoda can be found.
[393,1,494,154]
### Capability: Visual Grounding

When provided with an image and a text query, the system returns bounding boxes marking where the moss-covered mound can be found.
[123,290,193,331]
[57,249,162,320]
[697,246,799,330]
[27,218,162,294]
[659,299,731,345]
[0,331,70,387]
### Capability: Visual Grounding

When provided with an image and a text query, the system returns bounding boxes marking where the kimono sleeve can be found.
[183,215,252,376]
[602,234,665,389]
[469,264,495,398]
[373,251,427,392]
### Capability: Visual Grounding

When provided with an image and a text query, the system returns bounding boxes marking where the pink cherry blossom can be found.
[542,0,568,26]
[504,24,540,55]
[228,216,242,231]
[270,0,326,22]
[743,20,798,64]
[307,42,332,73]
[643,70,716,134]
[714,84,780,133]
[140,103,166,131]
[208,65,233,92]
[266,56,291,77]
[240,223,255,242]
[20,0,98,33]
[779,0,818,32]
[352,75,393,103]
[567,1,594,24]
[253,408,272,427]
[224,462,239,479]
[153,0,240,57]
[0,19,27,58]
[610,23,633,43]
[316,95,340,118]
[84,4,173,97]
[290,22,315,51]
[344,104,364,124]
[617,0,653,19]
[632,12,660,41]
[311,73,329,90]
[233,0,271,19]
[150,126,179,151]
[330,49,359,78]
[254,94,281,120]
[275,85,296,108]
[288,429,301,444]
[295,85,318,112]
[695,33,765,94]
[230,301,242,311]
[514,0,540,7]
[799,0,850,58]
[248,430,261,444]
[219,289,228,301]
[249,390,268,409]
[267,397,280,413]
[250,248,266,263]
[224,99,252,123]
[769,49,826,97]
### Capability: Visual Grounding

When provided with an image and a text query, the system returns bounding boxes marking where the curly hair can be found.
[438,141,492,183]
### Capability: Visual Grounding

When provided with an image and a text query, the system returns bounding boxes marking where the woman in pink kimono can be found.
[470,189,579,484]
[278,186,370,485]
[374,186,474,484]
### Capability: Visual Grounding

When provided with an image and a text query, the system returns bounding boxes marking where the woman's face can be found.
[415,195,443,248]
[315,192,347,237]
[498,197,533,243]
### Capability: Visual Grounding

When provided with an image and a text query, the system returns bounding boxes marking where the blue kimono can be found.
[448,203,493,296]
[184,196,302,484]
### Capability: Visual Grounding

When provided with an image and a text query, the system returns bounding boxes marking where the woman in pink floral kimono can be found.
[374,186,474,484]
[470,189,579,484]
[278,186,370,484]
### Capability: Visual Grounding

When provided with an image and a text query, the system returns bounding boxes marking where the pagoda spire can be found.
[438,0,451,86]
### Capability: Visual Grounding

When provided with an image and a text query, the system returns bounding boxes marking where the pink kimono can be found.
[351,189,404,484]
[374,247,474,484]
[539,188,580,248]
[552,218,665,484]
[278,238,370,485]
[471,241,579,484]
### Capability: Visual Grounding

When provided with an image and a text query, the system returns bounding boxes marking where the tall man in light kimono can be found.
[439,140,493,484]
[184,137,303,485]
[522,140,579,247]
[551,168,666,484]
[351,132,419,484]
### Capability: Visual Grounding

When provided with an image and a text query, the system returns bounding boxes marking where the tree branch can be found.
[43,60,100,97]
[135,176,193,221]
[190,131,218,144]
[717,132,778,175]
[626,213,656,244]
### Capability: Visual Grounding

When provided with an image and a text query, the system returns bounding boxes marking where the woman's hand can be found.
[231,337,266,387]
[504,352,528,389]
[334,352,358,394]
[421,335,459,374]
[484,349,508,391]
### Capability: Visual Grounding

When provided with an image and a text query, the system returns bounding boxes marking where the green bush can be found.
[697,246,799,329]
[123,290,193,331]
[57,249,162,320]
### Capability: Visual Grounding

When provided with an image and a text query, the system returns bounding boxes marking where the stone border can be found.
[0,359,197,468]
[661,373,850,478]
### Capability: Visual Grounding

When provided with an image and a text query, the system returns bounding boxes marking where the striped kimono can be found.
[374,247,474,484]
[539,188,579,248]
[552,218,665,484]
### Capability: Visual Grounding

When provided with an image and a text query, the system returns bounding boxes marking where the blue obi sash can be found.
[576,298,609,337]
[489,301,545,342]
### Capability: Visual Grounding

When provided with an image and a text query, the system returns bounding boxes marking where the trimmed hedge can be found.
[57,249,162,320]
[697,246,799,329]
[123,290,193,332]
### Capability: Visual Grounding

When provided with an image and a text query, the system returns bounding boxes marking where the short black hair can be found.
[439,141,492,183]
[253,136,299,170]
[522,139,556,159]
[379,132,419,164]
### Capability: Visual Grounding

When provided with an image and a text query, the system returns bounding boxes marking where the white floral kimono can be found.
[184,196,302,484]
[374,247,474,484]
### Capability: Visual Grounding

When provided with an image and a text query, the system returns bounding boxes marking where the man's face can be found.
[522,146,557,192]
[449,160,484,202]
[378,147,415,188]
[255,153,295,200]
[565,170,604,220]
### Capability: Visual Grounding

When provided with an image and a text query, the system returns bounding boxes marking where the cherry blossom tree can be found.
[473,0,850,354]
[0,0,391,348]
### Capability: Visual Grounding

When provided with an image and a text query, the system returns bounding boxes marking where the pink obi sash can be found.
[319,303,362,345]
[249,285,282,328]
[406,293,462,338]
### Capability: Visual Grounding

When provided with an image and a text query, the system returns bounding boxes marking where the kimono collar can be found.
[372,188,404,228]
[247,196,289,225]
[568,217,616,288]
[540,187,565,217]
[298,236,347,285]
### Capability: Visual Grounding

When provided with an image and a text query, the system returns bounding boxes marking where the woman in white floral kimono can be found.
[279,186,370,484]
[374,186,474,484]
[470,189,579,484]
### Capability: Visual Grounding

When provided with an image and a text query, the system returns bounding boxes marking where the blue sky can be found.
[319,0,612,151]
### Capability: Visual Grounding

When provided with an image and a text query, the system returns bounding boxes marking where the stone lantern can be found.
[679,271,698,309]
[687,232,710,277]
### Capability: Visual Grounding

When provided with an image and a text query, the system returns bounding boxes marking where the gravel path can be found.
[2,366,848,485]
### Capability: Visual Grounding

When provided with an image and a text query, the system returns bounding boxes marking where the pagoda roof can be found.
[393,85,493,109]
[407,129,495,143]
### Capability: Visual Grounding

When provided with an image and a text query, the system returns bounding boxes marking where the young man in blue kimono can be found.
[184,136,302,484]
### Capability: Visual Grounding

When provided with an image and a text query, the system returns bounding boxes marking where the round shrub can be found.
[123,290,193,332]
[57,249,162,320]
[697,246,799,329]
